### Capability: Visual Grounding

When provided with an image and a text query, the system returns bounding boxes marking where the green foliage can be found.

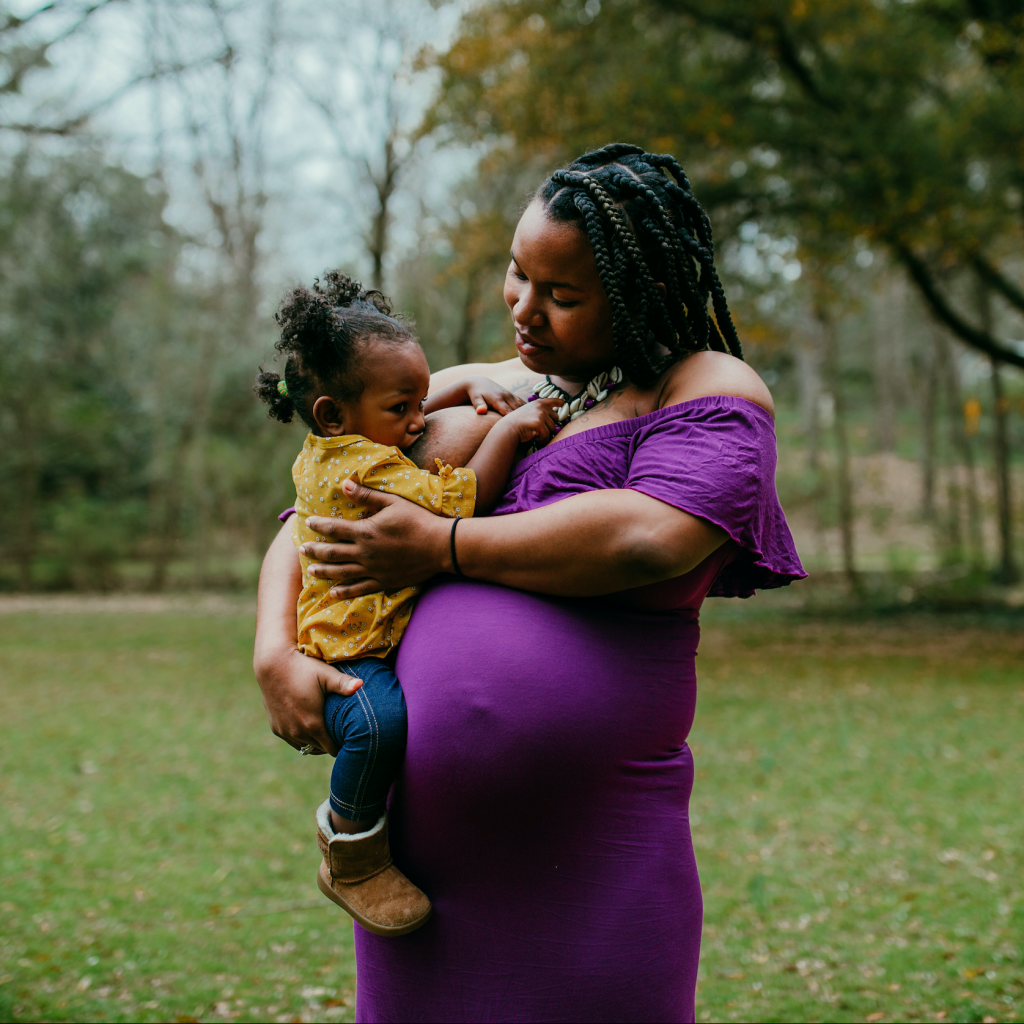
[431,0,1024,365]
[0,147,302,590]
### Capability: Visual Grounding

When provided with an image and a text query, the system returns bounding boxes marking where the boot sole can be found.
[316,863,432,937]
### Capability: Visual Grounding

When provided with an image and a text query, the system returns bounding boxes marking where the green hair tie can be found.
[277,379,288,397]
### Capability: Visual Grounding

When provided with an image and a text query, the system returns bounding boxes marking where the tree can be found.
[288,0,447,291]
[431,0,1024,370]
[0,149,176,587]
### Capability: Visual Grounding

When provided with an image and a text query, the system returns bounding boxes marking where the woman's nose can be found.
[514,286,545,328]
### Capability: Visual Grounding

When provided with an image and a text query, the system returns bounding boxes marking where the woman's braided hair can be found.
[254,270,416,433]
[537,143,742,385]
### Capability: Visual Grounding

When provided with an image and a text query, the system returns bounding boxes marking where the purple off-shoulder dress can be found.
[353,397,805,1023]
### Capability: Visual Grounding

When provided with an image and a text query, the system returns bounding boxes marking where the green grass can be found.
[1,601,1022,1023]
[0,606,356,1024]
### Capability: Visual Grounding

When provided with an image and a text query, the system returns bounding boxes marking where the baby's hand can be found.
[500,398,562,444]
[461,376,526,416]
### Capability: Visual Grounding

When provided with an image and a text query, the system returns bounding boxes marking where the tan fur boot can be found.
[315,800,432,937]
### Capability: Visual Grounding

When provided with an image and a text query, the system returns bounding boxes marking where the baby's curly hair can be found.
[254,270,416,432]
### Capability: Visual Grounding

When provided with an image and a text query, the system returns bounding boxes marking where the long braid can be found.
[538,145,745,381]
[552,169,672,380]
[572,172,678,358]
[648,152,743,359]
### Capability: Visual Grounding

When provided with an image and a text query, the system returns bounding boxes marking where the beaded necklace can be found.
[528,366,624,435]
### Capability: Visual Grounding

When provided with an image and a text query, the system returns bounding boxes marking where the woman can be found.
[255,144,805,1023]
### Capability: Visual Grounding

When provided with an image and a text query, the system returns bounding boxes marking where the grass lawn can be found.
[0,597,1022,1024]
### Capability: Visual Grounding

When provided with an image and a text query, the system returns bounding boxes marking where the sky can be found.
[3,0,476,300]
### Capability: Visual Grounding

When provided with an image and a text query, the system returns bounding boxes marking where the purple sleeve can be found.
[624,398,806,597]
[278,507,296,522]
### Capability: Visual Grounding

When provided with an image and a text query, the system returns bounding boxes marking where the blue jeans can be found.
[323,657,407,823]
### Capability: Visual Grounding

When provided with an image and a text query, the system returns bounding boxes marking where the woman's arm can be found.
[301,482,727,599]
[253,521,364,755]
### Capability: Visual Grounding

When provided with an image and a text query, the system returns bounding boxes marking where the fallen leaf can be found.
[866,1013,885,1021]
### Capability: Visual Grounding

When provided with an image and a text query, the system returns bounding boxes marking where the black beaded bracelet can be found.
[450,516,464,576]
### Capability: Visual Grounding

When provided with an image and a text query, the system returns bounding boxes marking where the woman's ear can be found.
[312,396,346,436]
[655,282,667,297]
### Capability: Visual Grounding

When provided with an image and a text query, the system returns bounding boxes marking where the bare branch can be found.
[972,253,1024,317]
[894,240,1024,370]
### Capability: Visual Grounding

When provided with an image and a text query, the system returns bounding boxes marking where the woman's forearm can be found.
[455,489,727,596]
[305,481,728,600]
[254,521,302,672]
[253,521,365,756]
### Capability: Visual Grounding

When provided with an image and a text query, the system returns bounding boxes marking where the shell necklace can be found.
[528,366,624,435]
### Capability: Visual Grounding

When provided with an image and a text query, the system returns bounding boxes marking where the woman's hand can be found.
[253,520,363,755]
[254,645,364,756]
[301,481,451,599]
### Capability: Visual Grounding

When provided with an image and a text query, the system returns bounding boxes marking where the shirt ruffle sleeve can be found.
[358,448,477,520]
[624,398,806,597]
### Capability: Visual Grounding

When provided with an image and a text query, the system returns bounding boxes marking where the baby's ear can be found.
[312,396,346,435]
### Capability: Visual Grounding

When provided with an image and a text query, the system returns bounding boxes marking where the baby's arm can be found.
[465,399,561,513]
[423,375,524,417]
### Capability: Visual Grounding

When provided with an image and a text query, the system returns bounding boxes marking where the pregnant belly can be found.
[392,578,700,893]
[360,579,704,1023]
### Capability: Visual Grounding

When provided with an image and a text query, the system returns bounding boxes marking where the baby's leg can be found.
[322,657,407,834]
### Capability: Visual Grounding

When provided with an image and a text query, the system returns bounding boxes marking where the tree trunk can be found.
[990,356,1019,584]
[148,421,194,591]
[920,335,938,520]
[873,278,903,452]
[939,337,984,570]
[15,433,37,591]
[937,334,964,562]
[454,268,482,365]
[822,316,857,590]
[795,331,822,472]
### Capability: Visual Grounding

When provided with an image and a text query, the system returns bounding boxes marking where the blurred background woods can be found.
[0,0,1022,601]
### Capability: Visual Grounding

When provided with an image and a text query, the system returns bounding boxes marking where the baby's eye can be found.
[390,402,407,415]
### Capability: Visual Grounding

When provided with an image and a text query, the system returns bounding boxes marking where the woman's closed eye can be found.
[551,296,579,308]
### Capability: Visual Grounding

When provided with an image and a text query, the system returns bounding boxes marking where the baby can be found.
[255,271,558,937]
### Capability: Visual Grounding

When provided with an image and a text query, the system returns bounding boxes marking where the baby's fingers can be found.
[500,391,526,413]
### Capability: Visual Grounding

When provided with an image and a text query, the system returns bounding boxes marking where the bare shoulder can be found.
[428,356,537,395]
[660,351,774,418]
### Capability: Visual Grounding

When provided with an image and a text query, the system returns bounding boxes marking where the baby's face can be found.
[340,340,431,450]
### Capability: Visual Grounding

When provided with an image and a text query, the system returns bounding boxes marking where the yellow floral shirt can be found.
[291,433,476,662]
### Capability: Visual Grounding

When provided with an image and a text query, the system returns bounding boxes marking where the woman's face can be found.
[503,199,615,383]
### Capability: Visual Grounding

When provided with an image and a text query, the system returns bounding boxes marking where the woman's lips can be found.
[515,332,550,358]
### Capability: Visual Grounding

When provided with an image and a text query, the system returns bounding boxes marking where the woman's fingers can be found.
[325,671,364,697]
[300,716,338,757]
[307,560,371,581]
[299,548,364,573]
[341,477,398,510]
[329,578,385,600]
[304,515,362,543]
